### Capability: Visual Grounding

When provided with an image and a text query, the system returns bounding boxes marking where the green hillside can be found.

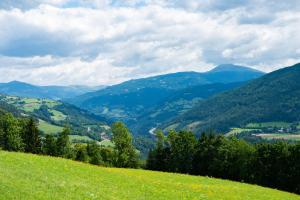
[167,63,300,134]
[0,151,298,200]
[0,95,110,141]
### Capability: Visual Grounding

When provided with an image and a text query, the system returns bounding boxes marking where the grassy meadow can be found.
[38,120,64,135]
[69,135,95,143]
[0,151,299,200]
[255,133,300,141]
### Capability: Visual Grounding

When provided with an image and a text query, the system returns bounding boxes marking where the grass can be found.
[246,122,292,129]
[2,96,62,112]
[0,151,299,200]
[49,109,67,121]
[22,98,39,103]
[21,99,41,112]
[228,122,300,141]
[255,134,300,141]
[226,128,256,136]
[41,99,61,108]
[38,120,64,135]
[69,135,95,143]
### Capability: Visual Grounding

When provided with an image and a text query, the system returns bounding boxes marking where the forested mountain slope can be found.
[132,82,244,134]
[70,64,264,127]
[166,63,300,133]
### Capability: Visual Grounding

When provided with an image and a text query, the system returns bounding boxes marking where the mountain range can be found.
[0,81,105,100]
[0,64,272,136]
[1,63,300,144]
[69,64,264,133]
[165,63,300,134]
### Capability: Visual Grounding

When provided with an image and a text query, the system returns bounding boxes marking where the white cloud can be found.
[0,55,137,86]
[0,1,299,85]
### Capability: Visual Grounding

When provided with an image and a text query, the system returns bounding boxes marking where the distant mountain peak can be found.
[209,64,264,73]
[7,80,29,85]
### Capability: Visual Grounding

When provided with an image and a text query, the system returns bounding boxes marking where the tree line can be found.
[0,113,138,168]
[1,111,299,194]
[146,130,300,194]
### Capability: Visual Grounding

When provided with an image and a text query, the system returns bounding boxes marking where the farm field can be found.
[226,128,257,136]
[49,109,67,121]
[255,133,300,141]
[227,121,300,142]
[0,151,299,200]
[7,97,61,112]
[246,122,292,129]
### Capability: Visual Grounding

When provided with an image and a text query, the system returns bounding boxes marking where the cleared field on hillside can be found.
[226,128,256,136]
[256,133,300,141]
[227,121,300,142]
[0,151,299,200]
[69,135,95,143]
[246,122,292,128]
[38,120,64,135]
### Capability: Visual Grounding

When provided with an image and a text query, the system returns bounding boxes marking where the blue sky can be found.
[0,0,299,85]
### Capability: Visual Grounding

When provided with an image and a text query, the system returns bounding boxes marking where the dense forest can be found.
[147,130,300,194]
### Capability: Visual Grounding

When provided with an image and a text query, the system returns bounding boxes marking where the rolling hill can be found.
[0,81,104,100]
[0,151,298,200]
[166,63,300,134]
[0,95,110,141]
[70,64,264,127]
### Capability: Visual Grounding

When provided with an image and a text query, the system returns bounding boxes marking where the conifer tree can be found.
[87,141,102,165]
[22,118,41,154]
[56,126,72,158]
[43,134,57,156]
[75,144,88,162]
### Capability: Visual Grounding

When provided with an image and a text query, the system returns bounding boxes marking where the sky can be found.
[0,0,300,86]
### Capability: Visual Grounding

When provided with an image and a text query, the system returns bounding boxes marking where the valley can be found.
[1,1,300,199]
[69,64,264,134]
[0,63,300,198]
